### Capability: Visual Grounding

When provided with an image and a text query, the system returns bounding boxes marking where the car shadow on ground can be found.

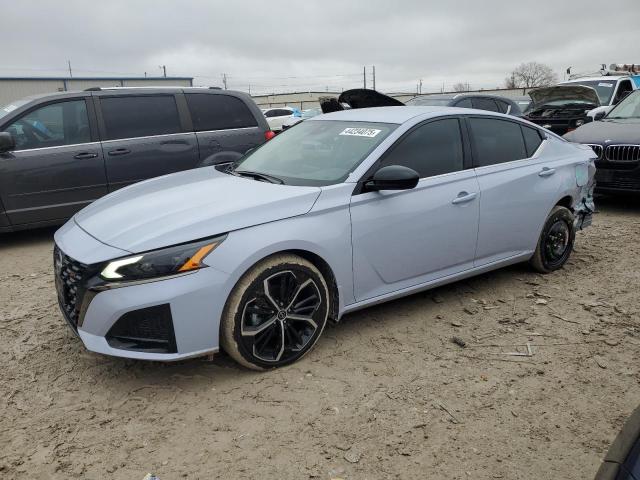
[595,193,640,214]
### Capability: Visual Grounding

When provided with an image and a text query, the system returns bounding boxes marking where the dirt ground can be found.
[1,196,639,480]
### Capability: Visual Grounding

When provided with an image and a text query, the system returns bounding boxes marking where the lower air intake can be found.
[106,304,177,354]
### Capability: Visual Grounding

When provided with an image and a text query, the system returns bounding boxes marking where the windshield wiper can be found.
[232,169,285,184]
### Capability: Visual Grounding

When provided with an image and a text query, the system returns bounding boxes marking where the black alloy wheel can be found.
[221,254,329,370]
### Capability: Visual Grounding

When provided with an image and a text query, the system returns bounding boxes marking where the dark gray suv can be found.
[0,87,272,232]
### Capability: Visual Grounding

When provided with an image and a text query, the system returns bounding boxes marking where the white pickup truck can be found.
[560,70,639,119]
[524,65,640,135]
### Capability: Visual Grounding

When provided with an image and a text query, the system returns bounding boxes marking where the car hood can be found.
[320,88,404,113]
[74,168,321,253]
[564,118,640,143]
[528,85,601,108]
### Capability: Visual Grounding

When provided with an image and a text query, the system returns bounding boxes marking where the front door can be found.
[0,98,107,226]
[350,117,480,301]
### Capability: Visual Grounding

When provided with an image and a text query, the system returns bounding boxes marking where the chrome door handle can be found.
[539,167,556,177]
[452,192,478,204]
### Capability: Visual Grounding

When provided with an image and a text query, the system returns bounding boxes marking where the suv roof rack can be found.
[84,86,190,91]
[568,63,640,80]
[84,86,224,92]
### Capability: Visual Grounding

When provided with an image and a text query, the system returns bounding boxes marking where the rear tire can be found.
[221,254,329,370]
[529,206,575,273]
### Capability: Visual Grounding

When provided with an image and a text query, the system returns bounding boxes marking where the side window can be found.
[469,117,527,166]
[380,118,464,178]
[186,94,258,131]
[455,98,473,108]
[5,100,90,150]
[472,98,500,112]
[276,109,291,117]
[264,110,278,118]
[521,125,543,156]
[614,80,633,104]
[100,95,181,140]
[496,100,511,114]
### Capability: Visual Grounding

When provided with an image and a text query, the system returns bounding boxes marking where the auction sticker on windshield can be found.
[339,127,381,138]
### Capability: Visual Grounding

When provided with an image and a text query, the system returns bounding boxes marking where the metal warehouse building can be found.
[0,76,194,105]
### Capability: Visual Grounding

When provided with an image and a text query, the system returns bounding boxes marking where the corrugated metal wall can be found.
[0,78,193,105]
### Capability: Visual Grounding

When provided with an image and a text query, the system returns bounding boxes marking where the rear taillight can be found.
[264,130,276,141]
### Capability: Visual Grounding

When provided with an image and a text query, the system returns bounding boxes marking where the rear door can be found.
[185,92,263,168]
[468,116,561,265]
[95,93,199,191]
[0,97,107,226]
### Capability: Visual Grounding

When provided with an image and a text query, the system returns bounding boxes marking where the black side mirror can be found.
[365,165,419,192]
[594,111,607,121]
[0,132,15,153]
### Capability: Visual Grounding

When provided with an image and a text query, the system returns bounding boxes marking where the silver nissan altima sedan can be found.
[53,106,595,370]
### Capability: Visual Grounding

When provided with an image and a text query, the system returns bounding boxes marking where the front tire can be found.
[221,254,330,370]
[529,206,575,273]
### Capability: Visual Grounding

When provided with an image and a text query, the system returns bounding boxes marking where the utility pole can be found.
[159,65,167,77]
[419,79,423,94]
[372,65,376,90]
[222,73,228,90]
[67,60,72,78]
[363,66,366,89]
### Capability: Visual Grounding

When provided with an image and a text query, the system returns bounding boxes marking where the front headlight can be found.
[100,235,226,282]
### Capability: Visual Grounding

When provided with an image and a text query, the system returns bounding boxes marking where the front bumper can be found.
[53,222,232,361]
[595,165,640,193]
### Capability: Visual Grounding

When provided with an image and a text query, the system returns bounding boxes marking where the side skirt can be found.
[339,252,532,318]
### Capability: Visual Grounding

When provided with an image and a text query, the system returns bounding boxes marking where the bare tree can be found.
[453,82,469,92]
[505,62,558,88]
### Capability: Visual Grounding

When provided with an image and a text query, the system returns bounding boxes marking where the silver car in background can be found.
[53,106,595,369]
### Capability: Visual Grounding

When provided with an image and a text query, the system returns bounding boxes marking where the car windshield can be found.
[302,108,322,119]
[606,90,640,119]
[0,99,28,121]
[233,120,397,186]
[564,80,616,104]
[406,97,452,106]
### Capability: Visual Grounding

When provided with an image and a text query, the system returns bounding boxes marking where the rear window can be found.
[469,117,527,166]
[186,93,258,131]
[100,95,181,140]
[471,98,500,112]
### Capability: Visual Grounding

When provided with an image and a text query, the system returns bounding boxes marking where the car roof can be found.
[411,93,517,102]
[561,77,621,83]
[312,106,511,124]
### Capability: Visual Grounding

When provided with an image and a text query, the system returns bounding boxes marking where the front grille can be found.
[586,144,603,159]
[605,144,640,162]
[54,246,90,328]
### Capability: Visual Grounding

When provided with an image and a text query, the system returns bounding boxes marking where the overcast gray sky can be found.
[2,0,639,94]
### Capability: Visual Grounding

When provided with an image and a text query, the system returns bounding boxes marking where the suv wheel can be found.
[221,254,329,370]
